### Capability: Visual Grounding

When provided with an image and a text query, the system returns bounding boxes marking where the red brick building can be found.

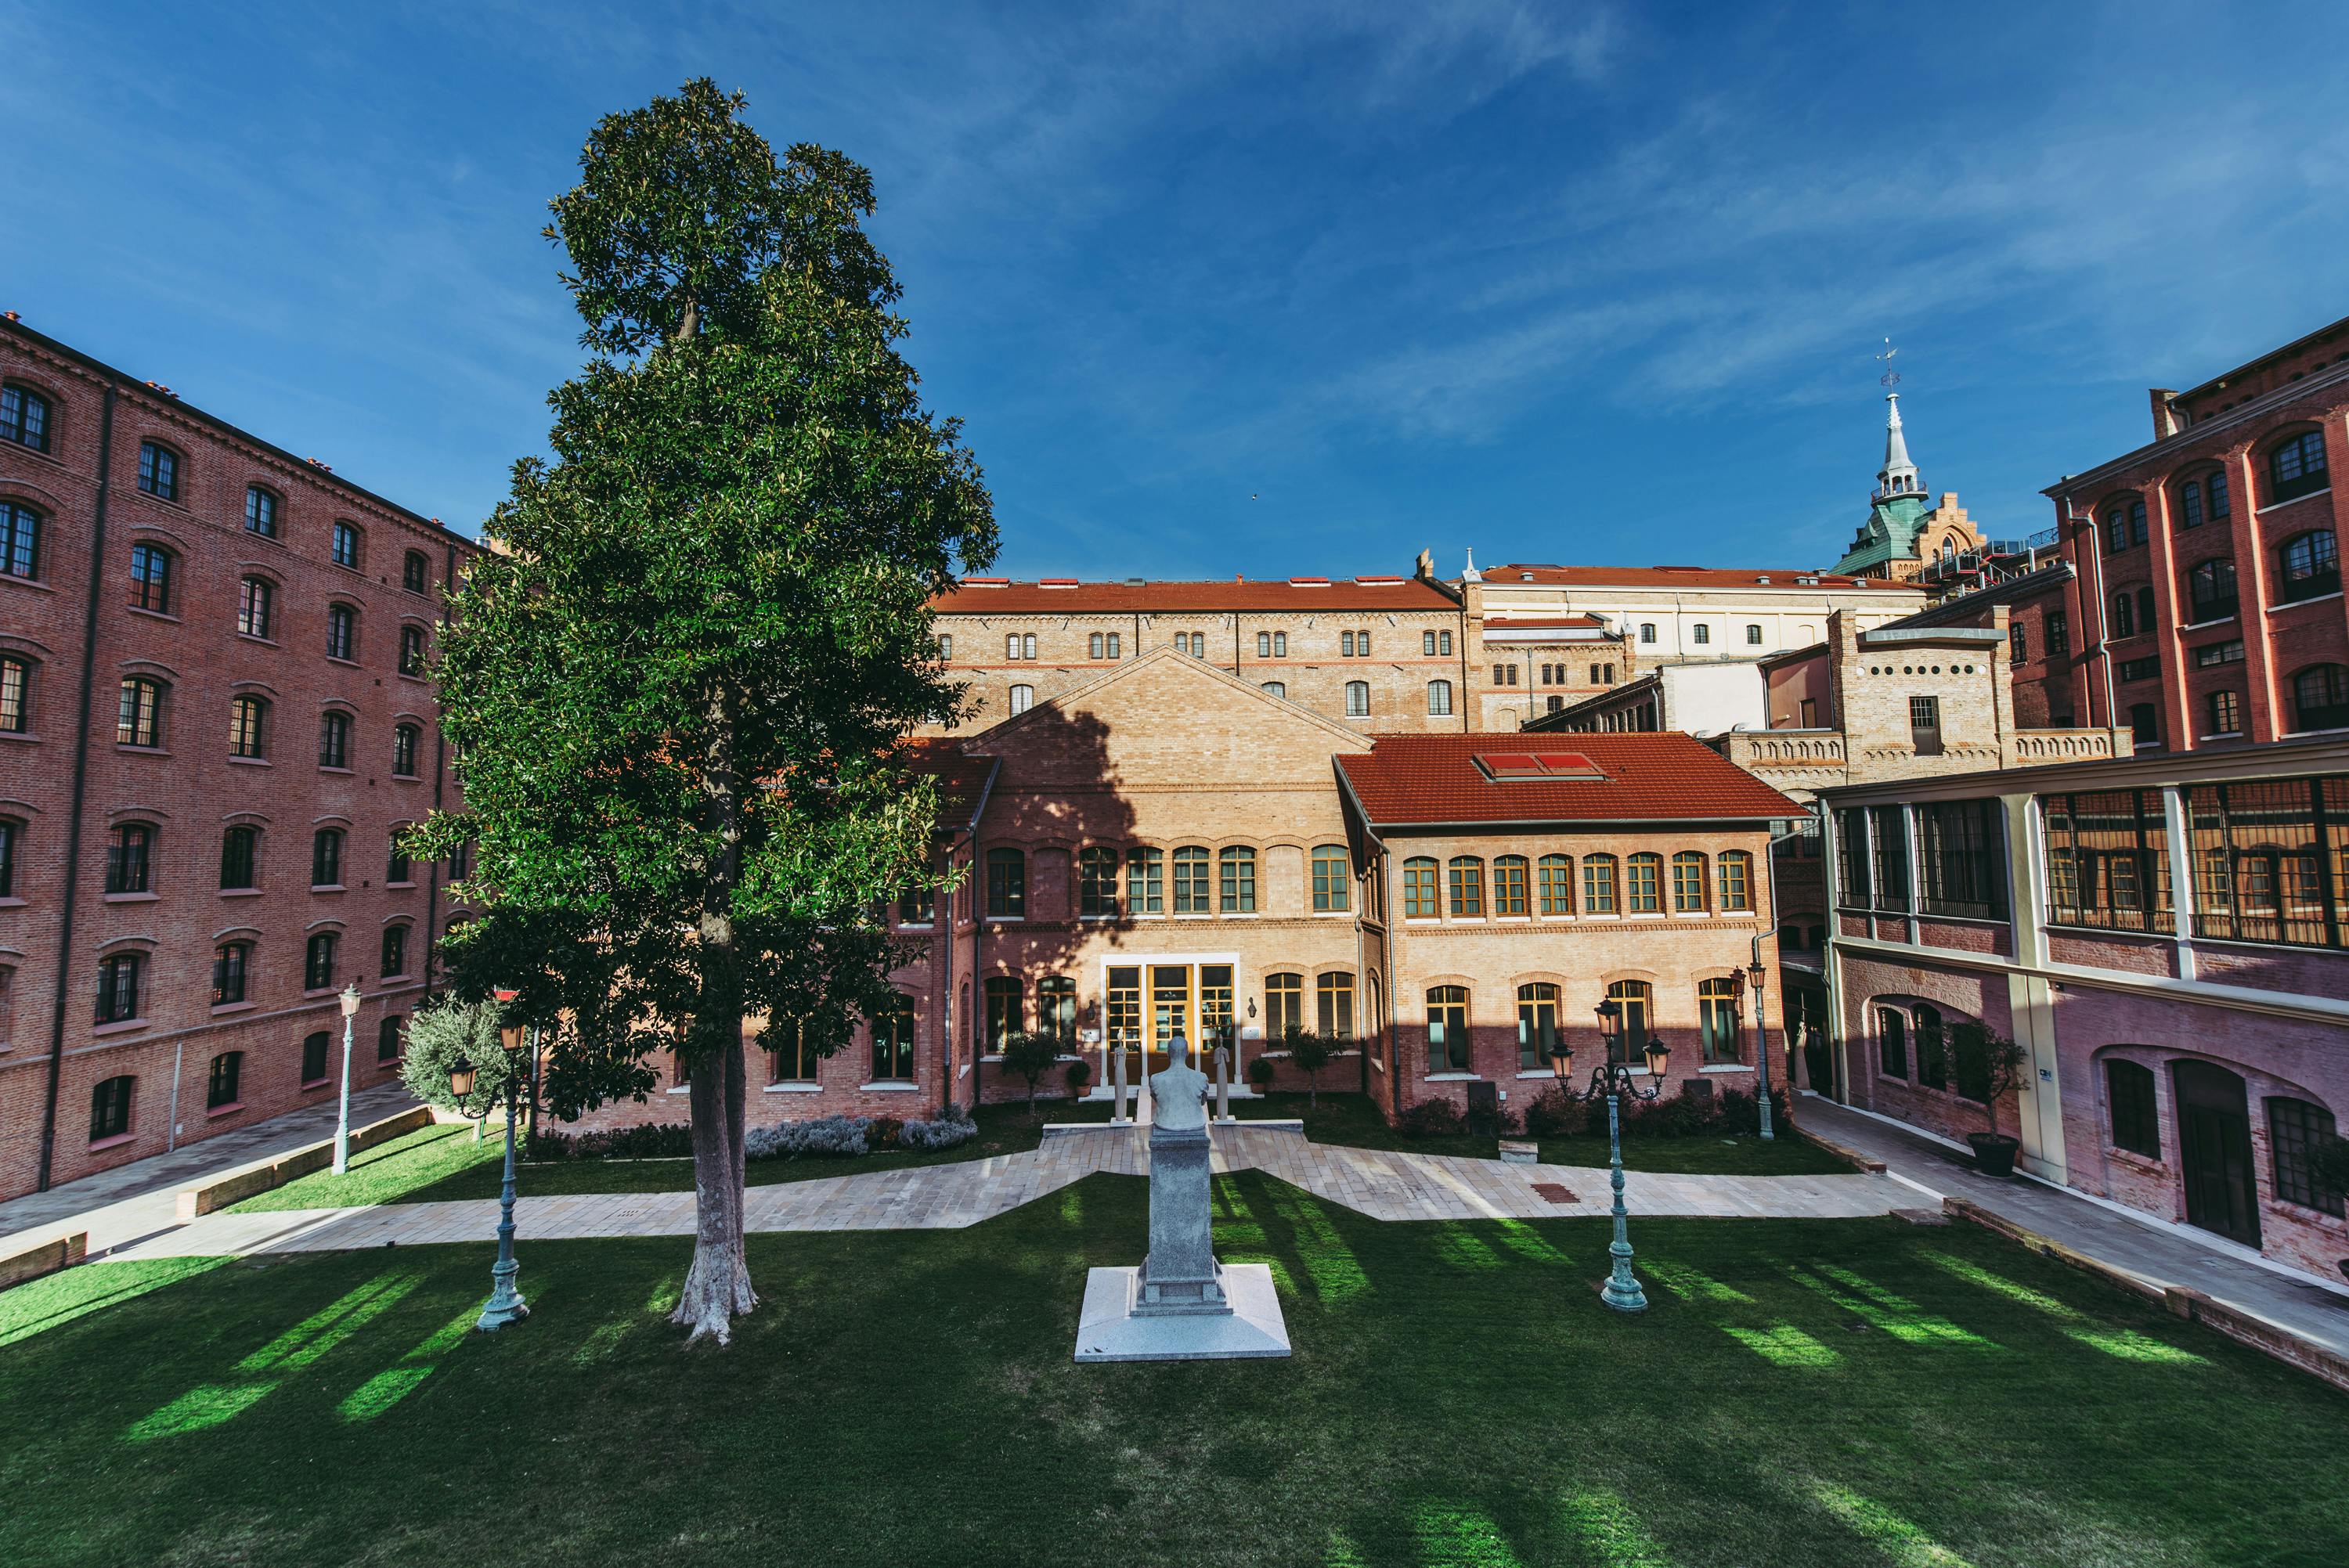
[1822,739,2349,1284]
[0,315,477,1199]
[1961,314,2349,751]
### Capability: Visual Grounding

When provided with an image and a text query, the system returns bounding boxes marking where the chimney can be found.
[2149,388,2181,441]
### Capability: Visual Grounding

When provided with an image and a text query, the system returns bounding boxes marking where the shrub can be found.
[1064,1058,1093,1098]
[745,1116,869,1160]
[898,1107,978,1151]
[1399,1098,1465,1138]
[1283,1027,1340,1108]
[1246,1054,1276,1088]
[399,997,521,1125]
[998,1029,1065,1113]
[1522,1087,1586,1138]
[868,1115,904,1149]
[528,1123,695,1162]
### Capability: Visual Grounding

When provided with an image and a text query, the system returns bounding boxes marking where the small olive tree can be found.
[1283,1026,1339,1108]
[1958,1025,2031,1142]
[398,999,522,1142]
[998,1030,1064,1116]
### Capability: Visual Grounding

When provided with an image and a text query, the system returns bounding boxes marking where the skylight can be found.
[1473,751,1610,782]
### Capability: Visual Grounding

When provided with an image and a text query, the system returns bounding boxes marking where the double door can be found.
[1106,963,1235,1076]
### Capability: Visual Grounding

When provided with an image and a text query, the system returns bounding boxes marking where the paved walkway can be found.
[103,1121,1903,1263]
[0,1082,421,1259]
[1799,1094,2349,1360]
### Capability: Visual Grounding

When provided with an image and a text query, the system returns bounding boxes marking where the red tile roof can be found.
[1486,564,1912,591]
[932,576,1459,614]
[1337,732,1802,826]
[902,738,998,832]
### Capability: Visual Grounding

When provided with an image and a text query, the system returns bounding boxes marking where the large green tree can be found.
[417,81,996,1344]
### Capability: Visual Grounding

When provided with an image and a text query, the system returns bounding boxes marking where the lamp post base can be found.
[478,1260,529,1332]
[1600,1243,1649,1314]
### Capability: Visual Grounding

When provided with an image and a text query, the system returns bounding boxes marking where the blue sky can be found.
[8,2,2349,579]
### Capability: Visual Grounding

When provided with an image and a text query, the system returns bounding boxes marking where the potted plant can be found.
[1247,1054,1276,1094]
[1063,1056,1093,1101]
[1959,1026,2031,1177]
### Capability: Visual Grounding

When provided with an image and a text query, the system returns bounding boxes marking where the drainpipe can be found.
[421,539,457,998]
[36,382,116,1192]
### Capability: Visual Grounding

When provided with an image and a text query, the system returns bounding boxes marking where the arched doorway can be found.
[2173,1060,2261,1247]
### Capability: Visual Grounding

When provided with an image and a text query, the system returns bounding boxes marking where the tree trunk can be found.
[673,680,756,1346]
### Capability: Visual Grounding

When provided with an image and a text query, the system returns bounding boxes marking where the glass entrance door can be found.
[1149,965,1191,1065]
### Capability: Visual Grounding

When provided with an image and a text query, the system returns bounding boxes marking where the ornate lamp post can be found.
[1585,998,1671,1314]
[330,981,363,1175]
[1737,947,1776,1141]
[449,986,532,1332]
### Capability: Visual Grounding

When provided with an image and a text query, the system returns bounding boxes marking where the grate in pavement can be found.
[1532,1183,1579,1204]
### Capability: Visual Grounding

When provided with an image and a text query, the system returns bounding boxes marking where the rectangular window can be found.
[2193,640,2244,668]
[208,1051,244,1108]
[1089,633,1104,658]
[1876,1008,1907,1080]
[137,442,177,499]
[2119,655,2160,683]
[116,678,161,748]
[1218,848,1256,912]
[104,824,153,894]
[1582,855,1618,914]
[1492,857,1528,916]
[2185,777,2346,950]
[2270,1098,2344,1216]
[1517,985,1560,1071]
[90,1076,134,1141]
[1447,858,1484,917]
[1402,858,1438,918]
[985,849,1025,917]
[1341,631,1356,656]
[1311,845,1350,912]
[1106,633,1120,658]
[2047,614,2069,657]
[2206,690,2243,736]
[1717,852,1752,912]
[1538,855,1572,914]
[1626,854,1660,914]
[212,943,248,1005]
[1263,972,1303,1041]
[1698,979,1740,1065]
[2107,1059,2159,1158]
[1867,805,1910,912]
[1077,848,1118,917]
[1422,631,1437,655]
[95,955,141,1024]
[1315,971,1354,1038]
[1106,967,1142,1047]
[305,933,337,991]
[1908,695,1943,756]
[2044,789,2174,935]
[1917,799,2006,920]
[1125,848,1164,914]
[983,978,1021,1052]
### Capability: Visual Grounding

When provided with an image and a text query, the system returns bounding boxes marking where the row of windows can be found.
[1629,622,1766,646]
[2101,1059,2341,1219]
[994,626,1444,664]
[764,997,921,1083]
[971,844,1357,919]
[0,814,449,907]
[975,968,1361,1051]
[2100,431,2322,556]
[82,1018,408,1144]
[1833,800,2009,921]
[96,927,392,1025]
[1401,850,1753,919]
[2106,532,2334,641]
[20,671,434,770]
[1423,978,1747,1072]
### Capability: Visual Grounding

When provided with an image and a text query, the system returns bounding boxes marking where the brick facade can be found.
[0,316,475,1199]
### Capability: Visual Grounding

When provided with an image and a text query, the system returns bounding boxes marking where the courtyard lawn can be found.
[230,1094,1845,1216]
[7,1175,2346,1567]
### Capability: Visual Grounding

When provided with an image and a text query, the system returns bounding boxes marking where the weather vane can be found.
[1877,337,1900,391]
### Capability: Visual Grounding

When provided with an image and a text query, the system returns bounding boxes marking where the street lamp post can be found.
[1740,946,1776,1142]
[330,981,363,1175]
[1581,999,1672,1314]
[450,986,532,1332]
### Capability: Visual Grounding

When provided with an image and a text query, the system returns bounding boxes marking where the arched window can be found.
[90,1075,135,1141]
[2268,429,2329,503]
[983,977,1021,1051]
[1037,975,1077,1044]
[1264,972,1303,1040]
[1426,985,1469,1072]
[1605,980,1651,1062]
[1402,856,1438,917]
[1218,846,1257,912]
[301,1030,331,1083]
[245,485,279,538]
[1492,855,1528,915]
[0,654,28,734]
[304,932,339,992]
[207,1051,244,1109]
[1716,851,1754,911]
[116,676,164,747]
[95,955,142,1024]
[1516,982,1559,1070]
[2186,557,2237,622]
[1538,853,1573,914]
[1172,845,1211,913]
[2106,1058,2157,1156]
[1311,844,1350,912]
[1426,679,1452,716]
[2178,474,2206,529]
[399,625,426,676]
[377,1016,403,1063]
[1913,1002,1949,1090]
[1639,623,1656,643]
[381,923,410,978]
[0,382,52,451]
[136,441,179,500]
[386,830,411,885]
[1125,846,1164,914]
[2291,664,2349,731]
[1260,680,1286,698]
[237,575,273,639]
[211,942,251,1006]
[104,823,155,893]
[403,550,429,594]
[392,722,419,777]
[128,542,173,613]
[2268,1097,2344,1217]
[325,603,356,661]
[311,827,345,888]
[318,709,351,769]
[1626,852,1662,913]
[1008,683,1033,716]
[984,846,1025,917]
[2279,530,2339,604]
[1077,845,1119,917]
[227,694,267,759]
[0,499,39,579]
[1446,856,1485,917]
[2109,591,2135,639]
[1698,977,1740,1065]
[331,521,362,570]
[219,824,258,889]
[1344,680,1370,717]
[2104,498,2147,552]
[1671,851,1709,912]
[1877,1006,1907,1079]
[1582,853,1618,914]
[1691,624,1711,645]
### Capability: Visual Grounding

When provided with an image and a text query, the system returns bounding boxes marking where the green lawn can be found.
[234,1094,1844,1214]
[5,1174,2344,1567]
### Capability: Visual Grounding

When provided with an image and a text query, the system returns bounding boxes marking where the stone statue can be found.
[1149,1056,1210,1132]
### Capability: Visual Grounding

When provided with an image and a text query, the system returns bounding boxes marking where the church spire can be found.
[1875,391,1921,501]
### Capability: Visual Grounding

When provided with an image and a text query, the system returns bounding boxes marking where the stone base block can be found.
[1073,1263,1291,1363]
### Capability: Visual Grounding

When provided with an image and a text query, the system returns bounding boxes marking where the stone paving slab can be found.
[105,1123,1903,1262]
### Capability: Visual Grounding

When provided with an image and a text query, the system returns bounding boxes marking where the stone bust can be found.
[1148,1058,1211,1131]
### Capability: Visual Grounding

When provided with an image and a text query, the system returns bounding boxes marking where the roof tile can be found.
[1338,732,1802,825]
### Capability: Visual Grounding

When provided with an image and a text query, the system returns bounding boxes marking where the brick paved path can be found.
[105,1123,1900,1263]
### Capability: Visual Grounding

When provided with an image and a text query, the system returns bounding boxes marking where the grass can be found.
[5,1175,2346,1566]
[233,1094,1844,1214]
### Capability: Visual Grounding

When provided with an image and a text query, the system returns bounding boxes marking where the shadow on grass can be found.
[4,1173,2342,1568]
